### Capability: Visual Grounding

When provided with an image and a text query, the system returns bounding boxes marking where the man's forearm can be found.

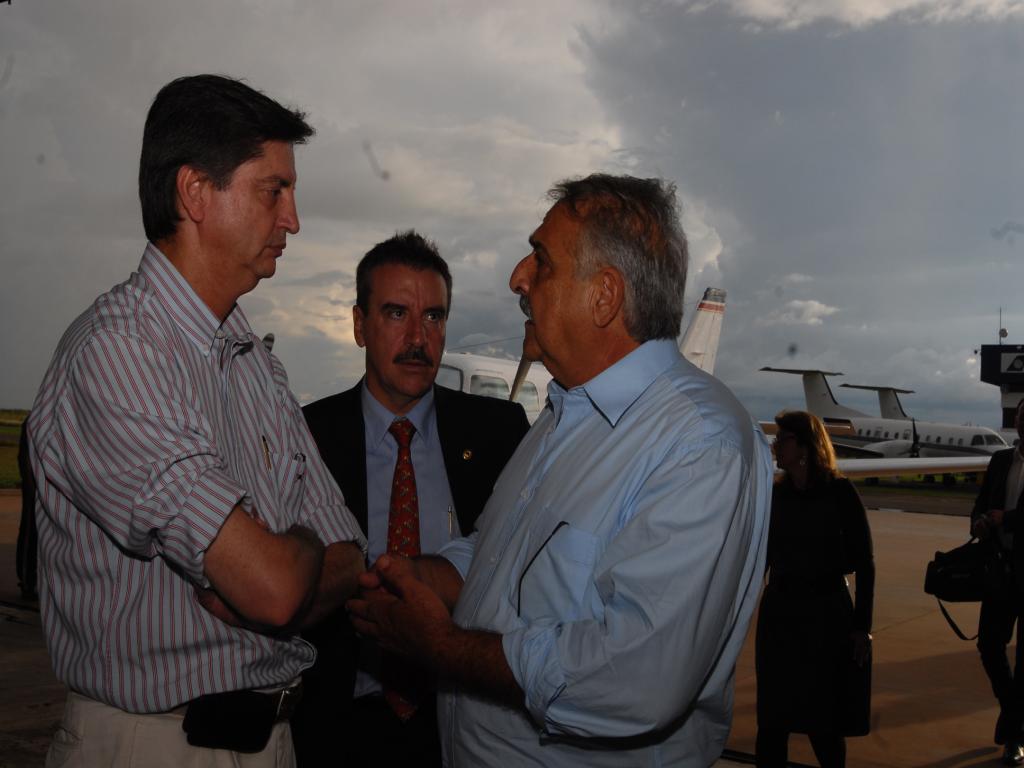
[349,555,517,706]
[413,555,464,611]
[432,627,523,708]
[299,541,365,629]
[204,510,325,629]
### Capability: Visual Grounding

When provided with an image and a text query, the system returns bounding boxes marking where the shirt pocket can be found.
[268,448,307,524]
[516,522,600,624]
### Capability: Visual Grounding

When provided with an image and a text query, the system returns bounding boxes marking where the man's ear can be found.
[175,165,210,224]
[591,266,626,329]
[352,305,366,348]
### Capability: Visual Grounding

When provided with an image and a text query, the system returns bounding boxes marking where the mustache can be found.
[519,294,532,321]
[393,346,434,366]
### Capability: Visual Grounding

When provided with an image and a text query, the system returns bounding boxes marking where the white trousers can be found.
[46,692,297,768]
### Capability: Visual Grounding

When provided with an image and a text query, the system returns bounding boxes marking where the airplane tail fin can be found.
[760,367,866,419]
[840,383,913,420]
[679,288,726,375]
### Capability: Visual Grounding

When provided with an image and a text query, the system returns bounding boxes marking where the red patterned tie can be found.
[384,418,420,720]
[386,419,420,559]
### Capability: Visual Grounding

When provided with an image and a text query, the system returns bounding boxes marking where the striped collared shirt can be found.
[28,243,365,713]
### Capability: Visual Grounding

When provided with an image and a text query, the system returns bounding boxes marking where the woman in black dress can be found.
[755,410,875,768]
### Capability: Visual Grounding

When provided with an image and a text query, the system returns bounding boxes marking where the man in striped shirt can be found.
[27,75,366,767]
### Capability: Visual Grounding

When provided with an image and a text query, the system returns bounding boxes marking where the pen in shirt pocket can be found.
[261,434,272,471]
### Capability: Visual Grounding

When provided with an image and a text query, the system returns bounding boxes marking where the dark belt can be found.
[180,681,303,753]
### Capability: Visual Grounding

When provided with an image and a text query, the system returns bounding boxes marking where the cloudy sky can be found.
[2,0,1023,428]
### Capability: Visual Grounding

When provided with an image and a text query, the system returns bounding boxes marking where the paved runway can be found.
[0,488,1009,767]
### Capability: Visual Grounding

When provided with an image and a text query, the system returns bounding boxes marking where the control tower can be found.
[979,344,1024,428]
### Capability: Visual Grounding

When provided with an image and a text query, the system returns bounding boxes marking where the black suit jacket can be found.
[291,382,530,765]
[973,448,1024,589]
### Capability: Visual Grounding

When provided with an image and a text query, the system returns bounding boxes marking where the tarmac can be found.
[0,486,1010,767]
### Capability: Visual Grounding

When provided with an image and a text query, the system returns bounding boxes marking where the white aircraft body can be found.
[761,367,1008,458]
[440,287,728,423]
[437,353,552,424]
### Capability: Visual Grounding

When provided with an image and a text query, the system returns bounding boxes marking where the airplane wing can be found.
[835,456,991,479]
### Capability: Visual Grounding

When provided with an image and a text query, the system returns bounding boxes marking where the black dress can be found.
[756,476,875,735]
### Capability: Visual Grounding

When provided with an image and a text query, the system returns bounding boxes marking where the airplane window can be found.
[903,430,910,440]
[958,438,963,446]
[936,436,942,444]
[925,435,931,442]
[436,365,463,391]
[972,435,985,446]
[470,374,510,400]
[514,381,540,411]
[987,434,1004,446]
[884,431,889,438]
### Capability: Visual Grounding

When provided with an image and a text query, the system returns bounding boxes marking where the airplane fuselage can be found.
[823,415,1007,458]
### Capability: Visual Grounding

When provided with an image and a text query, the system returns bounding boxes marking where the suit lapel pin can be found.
[462,449,473,461]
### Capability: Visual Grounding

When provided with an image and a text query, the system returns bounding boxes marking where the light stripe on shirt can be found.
[28,243,365,713]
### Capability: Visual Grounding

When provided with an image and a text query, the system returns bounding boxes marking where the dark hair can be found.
[355,230,452,315]
[774,410,841,486]
[548,173,688,342]
[139,74,315,243]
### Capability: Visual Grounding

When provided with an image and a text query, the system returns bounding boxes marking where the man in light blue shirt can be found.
[350,174,773,766]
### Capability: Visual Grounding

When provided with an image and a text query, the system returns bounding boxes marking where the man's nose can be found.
[509,255,531,295]
[405,316,425,345]
[280,192,300,235]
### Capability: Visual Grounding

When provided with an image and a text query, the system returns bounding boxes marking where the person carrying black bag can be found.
[972,398,1024,766]
[756,410,875,768]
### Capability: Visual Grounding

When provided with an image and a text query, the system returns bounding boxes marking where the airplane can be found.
[760,367,1008,458]
[439,287,728,423]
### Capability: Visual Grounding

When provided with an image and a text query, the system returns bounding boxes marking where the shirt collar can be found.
[138,243,253,353]
[548,339,680,428]
[361,379,437,447]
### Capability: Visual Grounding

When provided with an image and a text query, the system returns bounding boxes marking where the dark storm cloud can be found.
[573,6,1024,424]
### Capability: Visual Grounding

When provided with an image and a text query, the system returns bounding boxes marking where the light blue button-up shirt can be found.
[438,339,772,766]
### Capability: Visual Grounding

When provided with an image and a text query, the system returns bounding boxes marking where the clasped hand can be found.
[347,554,454,665]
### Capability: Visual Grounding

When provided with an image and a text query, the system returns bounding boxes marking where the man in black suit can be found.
[973,398,1024,766]
[291,231,530,767]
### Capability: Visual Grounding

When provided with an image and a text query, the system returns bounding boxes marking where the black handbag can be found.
[924,537,1004,640]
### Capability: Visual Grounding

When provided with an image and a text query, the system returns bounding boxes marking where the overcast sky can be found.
[2,0,1023,428]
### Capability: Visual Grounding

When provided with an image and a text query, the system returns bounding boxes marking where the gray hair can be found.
[548,174,688,342]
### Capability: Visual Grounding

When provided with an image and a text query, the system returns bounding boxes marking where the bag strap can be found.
[936,598,978,641]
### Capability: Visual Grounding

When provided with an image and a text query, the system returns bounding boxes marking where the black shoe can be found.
[1002,742,1024,766]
